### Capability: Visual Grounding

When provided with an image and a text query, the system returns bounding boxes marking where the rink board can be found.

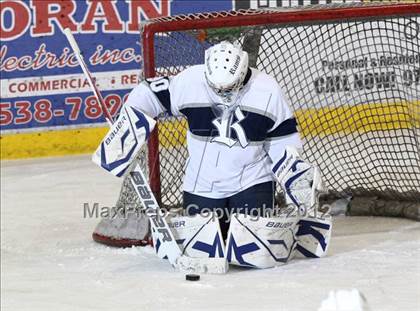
[1,100,418,160]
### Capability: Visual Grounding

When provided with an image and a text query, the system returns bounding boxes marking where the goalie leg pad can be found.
[226,214,298,268]
[152,213,225,259]
[92,105,156,177]
[294,215,332,259]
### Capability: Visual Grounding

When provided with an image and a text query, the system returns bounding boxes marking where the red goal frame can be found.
[140,3,420,202]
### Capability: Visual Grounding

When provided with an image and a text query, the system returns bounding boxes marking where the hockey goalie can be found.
[92,41,332,268]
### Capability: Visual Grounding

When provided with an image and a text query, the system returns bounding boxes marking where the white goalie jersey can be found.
[125,65,302,199]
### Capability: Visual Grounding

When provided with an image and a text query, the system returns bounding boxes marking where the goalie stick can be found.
[63,28,228,274]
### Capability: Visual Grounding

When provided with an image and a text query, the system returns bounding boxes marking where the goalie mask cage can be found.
[117,3,420,220]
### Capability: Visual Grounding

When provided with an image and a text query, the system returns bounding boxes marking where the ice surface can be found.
[1,155,420,311]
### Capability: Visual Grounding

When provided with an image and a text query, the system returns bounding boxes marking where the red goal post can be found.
[128,3,420,219]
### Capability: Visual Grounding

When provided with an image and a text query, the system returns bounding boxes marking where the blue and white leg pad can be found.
[152,213,225,260]
[92,105,156,177]
[226,214,299,268]
[294,215,332,259]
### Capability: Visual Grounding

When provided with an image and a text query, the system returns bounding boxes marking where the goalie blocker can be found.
[92,105,156,177]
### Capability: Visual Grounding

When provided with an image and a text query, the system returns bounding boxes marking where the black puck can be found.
[185,274,200,281]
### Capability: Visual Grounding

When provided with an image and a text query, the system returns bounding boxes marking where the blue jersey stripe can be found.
[267,118,298,138]
[180,106,276,142]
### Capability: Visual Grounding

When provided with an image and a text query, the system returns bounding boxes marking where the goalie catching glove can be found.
[272,146,332,259]
[92,105,156,177]
[272,146,324,210]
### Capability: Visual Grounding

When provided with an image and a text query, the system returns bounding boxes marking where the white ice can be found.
[1,155,420,311]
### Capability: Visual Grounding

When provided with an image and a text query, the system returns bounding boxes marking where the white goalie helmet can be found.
[204,41,249,104]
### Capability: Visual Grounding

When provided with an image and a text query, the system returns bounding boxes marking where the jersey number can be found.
[146,77,171,112]
[147,77,170,92]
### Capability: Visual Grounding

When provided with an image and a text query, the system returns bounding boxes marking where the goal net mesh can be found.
[117,4,420,218]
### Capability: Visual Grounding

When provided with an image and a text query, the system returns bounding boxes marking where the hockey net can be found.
[116,3,420,220]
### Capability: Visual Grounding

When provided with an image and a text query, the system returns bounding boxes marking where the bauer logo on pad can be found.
[92,106,156,177]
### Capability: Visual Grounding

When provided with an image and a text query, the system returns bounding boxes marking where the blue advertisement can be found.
[0,0,232,132]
